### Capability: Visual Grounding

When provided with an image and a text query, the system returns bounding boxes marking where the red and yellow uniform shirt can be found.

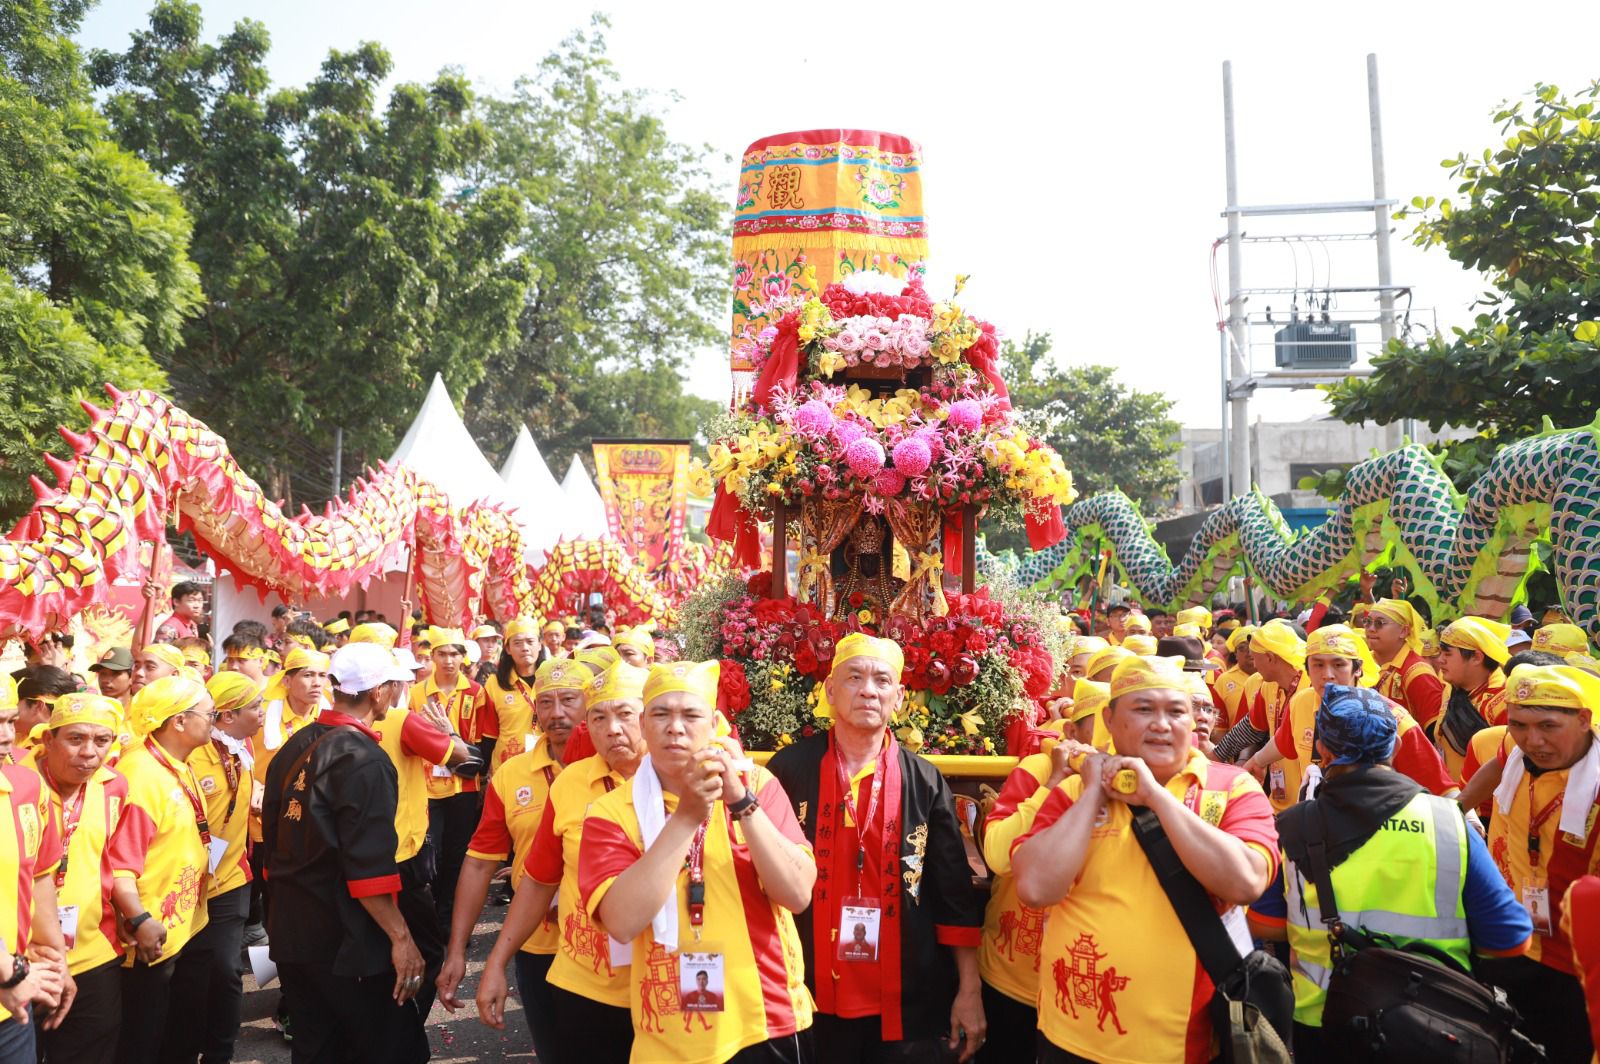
[465,739,561,954]
[1439,673,1508,781]
[1487,764,1600,975]
[27,753,125,975]
[1377,649,1445,730]
[481,673,538,771]
[1248,678,1301,813]
[1212,666,1253,732]
[1016,752,1278,1064]
[410,675,490,798]
[373,709,454,862]
[1460,725,1509,819]
[580,765,814,1064]
[979,752,1055,1006]
[526,752,630,1006]
[0,763,62,1021]
[1269,687,1456,798]
[190,739,252,898]
[107,740,211,963]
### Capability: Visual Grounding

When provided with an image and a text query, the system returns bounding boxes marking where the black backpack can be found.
[1302,802,1543,1062]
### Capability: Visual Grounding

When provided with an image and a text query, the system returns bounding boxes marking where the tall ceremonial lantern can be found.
[729,130,929,402]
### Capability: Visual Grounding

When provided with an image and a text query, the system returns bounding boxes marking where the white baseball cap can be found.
[330,643,413,695]
[391,647,426,673]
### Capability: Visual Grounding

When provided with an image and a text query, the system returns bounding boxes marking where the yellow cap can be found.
[1084,645,1134,680]
[1216,617,1241,633]
[1109,655,1188,701]
[0,675,15,713]
[543,620,566,637]
[503,617,540,642]
[1176,606,1213,630]
[1506,663,1600,712]
[1306,624,1363,659]
[348,622,398,649]
[140,644,186,671]
[1441,617,1512,664]
[587,662,650,708]
[1566,653,1600,677]
[425,626,467,652]
[323,618,350,636]
[814,634,904,719]
[1533,624,1589,657]
[1123,614,1152,635]
[1068,636,1109,660]
[1226,625,1258,652]
[577,646,621,672]
[130,675,207,736]
[182,645,209,668]
[1368,599,1425,656]
[1184,671,1213,701]
[1069,679,1109,723]
[643,660,721,709]
[614,627,656,659]
[1251,620,1306,670]
[1121,634,1158,655]
[262,646,332,703]
[207,672,263,715]
[46,692,123,733]
[535,658,591,694]
[1419,628,1441,656]
[1172,622,1203,639]
[471,625,500,640]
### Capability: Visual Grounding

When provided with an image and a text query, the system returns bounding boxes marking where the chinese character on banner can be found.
[591,440,691,576]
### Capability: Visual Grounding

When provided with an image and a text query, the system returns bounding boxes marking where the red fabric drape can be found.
[708,486,763,569]
[942,509,963,577]
[1025,504,1065,551]
[751,314,801,410]
[963,322,1010,410]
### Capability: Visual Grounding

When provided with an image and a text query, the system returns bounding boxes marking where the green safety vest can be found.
[1283,791,1472,1027]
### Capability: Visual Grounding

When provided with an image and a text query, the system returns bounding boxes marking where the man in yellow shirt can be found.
[108,676,215,1064]
[613,627,656,668]
[29,693,121,1064]
[130,644,184,697]
[160,672,264,1064]
[1213,626,1258,733]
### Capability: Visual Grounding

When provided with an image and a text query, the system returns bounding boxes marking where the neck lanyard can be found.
[685,819,709,941]
[41,765,87,890]
[512,674,538,719]
[834,736,889,894]
[1528,774,1565,870]
[146,738,211,848]
[214,739,243,824]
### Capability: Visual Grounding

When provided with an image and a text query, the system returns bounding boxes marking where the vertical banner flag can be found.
[591,440,692,574]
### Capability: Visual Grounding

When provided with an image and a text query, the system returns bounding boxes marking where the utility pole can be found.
[1367,53,1408,448]
[1222,61,1252,497]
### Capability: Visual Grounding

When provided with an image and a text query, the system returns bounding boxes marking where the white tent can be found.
[388,374,521,513]
[560,453,610,541]
[498,425,569,558]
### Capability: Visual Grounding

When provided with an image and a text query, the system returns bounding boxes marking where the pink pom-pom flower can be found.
[891,435,933,477]
[845,438,887,478]
[832,420,868,449]
[915,427,946,463]
[946,399,983,433]
[793,399,835,437]
[873,468,907,496]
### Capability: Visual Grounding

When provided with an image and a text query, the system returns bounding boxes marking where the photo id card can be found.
[56,905,77,951]
[679,950,725,1012]
[837,897,882,963]
[1524,877,1553,937]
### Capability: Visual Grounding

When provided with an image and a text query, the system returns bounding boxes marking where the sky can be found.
[74,0,1600,430]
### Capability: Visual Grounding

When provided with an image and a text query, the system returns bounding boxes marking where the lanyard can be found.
[1528,775,1565,869]
[834,739,890,894]
[215,739,243,825]
[512,675,538,721]
[685,819,709,942]
[41,766,86,890]
[145,739,211,848]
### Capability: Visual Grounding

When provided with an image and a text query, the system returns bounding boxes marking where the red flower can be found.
[794,644,821,678]
[752,598,795,625]
[964,629,989,654]
[929,630,960,658]
[1009,646,1054,699]
[717,660,752,714]
[848,591,865,608]
[746,571,773,598]
[903,645,931,671]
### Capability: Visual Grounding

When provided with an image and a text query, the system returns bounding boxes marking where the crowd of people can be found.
[0,578,1596,1064]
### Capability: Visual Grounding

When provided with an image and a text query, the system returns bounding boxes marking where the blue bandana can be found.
[1315,684,1396,766]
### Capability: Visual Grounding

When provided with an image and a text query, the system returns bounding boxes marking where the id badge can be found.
[56,904,78,951]
[837,897,882,963]
[678,949,724,1013]
[1523,875,1553,936]
[207,836,230,875]
[431,764,454,778]
[1268,766,1287,802]
[525,732,538,753]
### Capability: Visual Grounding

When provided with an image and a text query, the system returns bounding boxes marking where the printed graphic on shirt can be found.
[161,865,203,928]
[638,943,684,1034]
[1051,932,1130,1036]
[562,905,616,977]
[992,905,1046,970]
[902,822,927,902]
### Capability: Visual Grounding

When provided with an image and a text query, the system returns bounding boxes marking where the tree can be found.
[89,1,531,506]
[0,0,199,520]
[463,16,728,472]
[1326,80,1600,484]
[986,331,1181,554]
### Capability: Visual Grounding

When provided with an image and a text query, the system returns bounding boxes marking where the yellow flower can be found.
[818,351,843,376]
[857,609,874,624]
[777,733,795,748]
[895,725,925,753]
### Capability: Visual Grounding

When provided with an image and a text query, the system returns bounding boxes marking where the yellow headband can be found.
[1121,634,1158,656]
[1533,623,1589,657]
[1084,645,1134,679]
[1216,617,1241,633]
[1251,620,1306,670]
[323,618,350,635]
[1068,635,1109,660]
[348,622,398,649]
[534,658,590,695]
[262,646,331,703]
[1227,625,1258,652]
[1369,598,1424,656]
[1306,624,1363,660]
[502,617,540,643]
[288,633,316,650]
[1441,617,1511,664]
[426,626,467,653]
[227,646,265,661]
[577,646,621,672]
[1123,614,1152,635]
[1070,679,1109,723]
[1176,606,1213,630]
[587,662,649,709]
[141,643,186,671]
[643,660,721,710]
[130,675,207,736]
[1567,653,1600,677]
[1109,655,1189,701]
[1506,663,1600,712]
[0,675,15,713]
[182,646,209,667]
[1172,622,1203,639]
[1418,628,1441,655]
[614,627,656,658]
[47,692,123,733]
[207,672,263,716]
[542,621,566,637]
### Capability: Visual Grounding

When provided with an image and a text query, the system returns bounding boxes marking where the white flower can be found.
[840,271,907,297]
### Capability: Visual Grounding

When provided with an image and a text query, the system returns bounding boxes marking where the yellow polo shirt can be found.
[27,753,124,975]
[465,740,561,954]
[481,673,539,771]
[979,752,1054,1005]
[107,740,210,964]
[190,739,252,898]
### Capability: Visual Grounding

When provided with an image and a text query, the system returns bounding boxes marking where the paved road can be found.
[232,903,536,1063]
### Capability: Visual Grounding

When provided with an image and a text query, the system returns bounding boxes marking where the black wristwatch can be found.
[124,911,153,936]
[0,954,28,990]
[727,791,760,822]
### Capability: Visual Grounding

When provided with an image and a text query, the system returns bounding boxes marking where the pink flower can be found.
[832,420,868,449]
[873,468,907,496]
[916,428,945,462]
[947,400,983,433]
[794,399,835,437]
[845,438,887,478]
[834,329,863,353]
[861,328,888,350]
[891,436,933,476]
[761,275,792,302]
[733,262,754,290]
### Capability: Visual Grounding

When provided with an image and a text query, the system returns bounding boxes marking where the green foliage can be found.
[90,1,531,504]
[1327,80,1600,486]
[463,16,728,472]
[0,0,197,521]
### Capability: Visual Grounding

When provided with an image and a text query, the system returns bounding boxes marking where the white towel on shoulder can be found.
[1495,738,1600,841]
[631,754,681,951]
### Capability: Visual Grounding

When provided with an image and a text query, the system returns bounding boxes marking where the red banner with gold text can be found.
[591,440,691,575]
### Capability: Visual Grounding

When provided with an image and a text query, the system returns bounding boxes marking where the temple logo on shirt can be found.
[16,802,38,854]
[992,906,1045,966]
[515,786,533,807]
[199,776,217,795]
[1563,806,1600,847]
[638,943,684,1034]
[562,908,614,977]
[1052,932,1130,1035]
[902,823,928,902]
[1199,791,1227,828]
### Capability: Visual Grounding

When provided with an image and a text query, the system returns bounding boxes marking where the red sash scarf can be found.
[813,731,905,1037]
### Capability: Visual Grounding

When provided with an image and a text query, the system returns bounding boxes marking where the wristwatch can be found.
[727,791,761,822]
[0,954,28,991]
[124,911,153,936]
